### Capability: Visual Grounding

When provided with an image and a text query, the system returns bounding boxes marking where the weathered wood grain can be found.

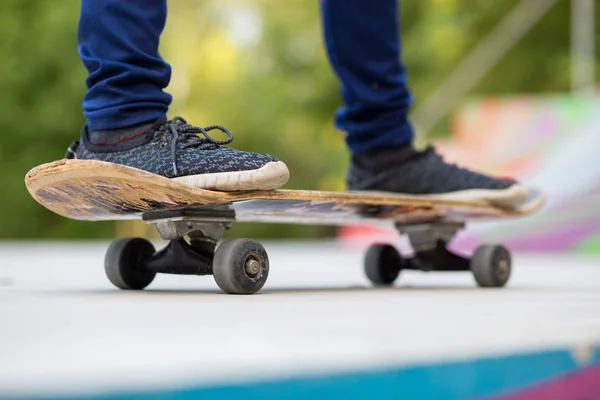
[24,159,544,223]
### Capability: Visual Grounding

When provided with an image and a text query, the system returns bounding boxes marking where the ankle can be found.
[89,122,153,145]
[351,142,418,172]
[84,119,164,152]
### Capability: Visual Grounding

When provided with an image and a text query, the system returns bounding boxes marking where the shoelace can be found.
[421,145,465,172]
[153,117,234,175]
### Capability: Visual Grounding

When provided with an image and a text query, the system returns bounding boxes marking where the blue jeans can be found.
[78,0,414,153]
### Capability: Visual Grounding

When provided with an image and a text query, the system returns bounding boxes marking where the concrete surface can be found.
[0,241,599,398]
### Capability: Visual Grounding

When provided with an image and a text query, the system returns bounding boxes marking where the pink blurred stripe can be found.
[489,363,600,400]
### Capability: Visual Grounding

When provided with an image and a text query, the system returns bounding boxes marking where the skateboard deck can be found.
[25,159,544,227]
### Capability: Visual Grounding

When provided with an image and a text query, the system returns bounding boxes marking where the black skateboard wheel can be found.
[213,239,269,294]
[471,244,511,287]
[104,237,157,290]
[364,244,403,285]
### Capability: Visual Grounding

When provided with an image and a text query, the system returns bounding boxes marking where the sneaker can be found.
[347,145,530,208]
[67,117,290,191]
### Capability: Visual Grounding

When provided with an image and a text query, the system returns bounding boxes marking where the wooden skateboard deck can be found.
[25,159,544,227]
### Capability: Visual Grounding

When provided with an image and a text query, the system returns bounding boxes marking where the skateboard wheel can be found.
[364,244,402,285]
[104,237,157,290]
[213,239,269,294]
[471,244,511,287]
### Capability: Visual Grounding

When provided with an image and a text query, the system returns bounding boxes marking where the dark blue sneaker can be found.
[347,145,529,207]
[67,117,289,191]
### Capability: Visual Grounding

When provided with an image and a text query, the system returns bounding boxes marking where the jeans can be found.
[78,0,414,153]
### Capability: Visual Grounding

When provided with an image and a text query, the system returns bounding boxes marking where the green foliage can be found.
[0,0,116,238]
[1,0,598,239]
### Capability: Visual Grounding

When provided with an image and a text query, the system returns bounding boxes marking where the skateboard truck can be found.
[364,218,512,287]
[142,238,214,276]
[138,208,233,276]
[396,220,467,272]
[397,220,464,252]
[104,207,271,295]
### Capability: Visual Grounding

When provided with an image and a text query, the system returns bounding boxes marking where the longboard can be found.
[25,159,545,294]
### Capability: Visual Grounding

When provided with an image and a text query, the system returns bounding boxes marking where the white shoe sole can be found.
[171,161,289,191]
[353,184,537,209]
[421,184,530,208]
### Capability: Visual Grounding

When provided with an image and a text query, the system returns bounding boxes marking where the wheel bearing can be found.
[244,254,262,278]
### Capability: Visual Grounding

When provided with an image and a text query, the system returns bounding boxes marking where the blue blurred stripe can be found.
[21,345,600,400]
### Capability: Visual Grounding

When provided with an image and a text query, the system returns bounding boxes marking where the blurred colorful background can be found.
[2,0,599,248]
[2,1,600,399]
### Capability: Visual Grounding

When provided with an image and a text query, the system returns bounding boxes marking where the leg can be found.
[320,0,529,208]
[319,0,413,154]
[78,0,172,131]
[70,0,289,191]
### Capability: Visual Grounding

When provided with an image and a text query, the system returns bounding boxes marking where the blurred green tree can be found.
[0,0,115,238]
